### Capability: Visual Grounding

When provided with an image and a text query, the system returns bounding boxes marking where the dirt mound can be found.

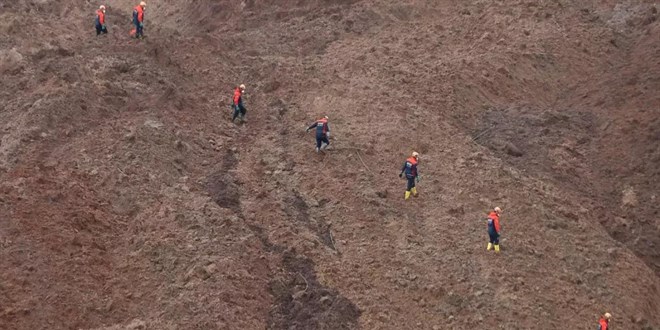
[1,0,659,329]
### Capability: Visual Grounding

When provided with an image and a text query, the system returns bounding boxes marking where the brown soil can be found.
[1,0,659,329]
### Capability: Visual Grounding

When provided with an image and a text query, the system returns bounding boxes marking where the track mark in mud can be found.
[244,214,358,329]
[285,190,336,250]
[207,148,357,328]
[257,111,359,327]
[247,223,283,254]
[243,215,358,328]
[270,99,336,250]
[268,252,361,330]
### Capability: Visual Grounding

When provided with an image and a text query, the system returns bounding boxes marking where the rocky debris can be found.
[184,263,217,282]
[504,142,524,157]
[622,187,638,207]
[447,205,465,216]
[0,48,24,74]
[143,119,164,129]
[319,295,332,305]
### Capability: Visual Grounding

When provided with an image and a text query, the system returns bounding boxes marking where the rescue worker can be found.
[133,2,146,39]
[306,116,330,152]
[598,312,612,330]
[486,207,502,252]
[232,84,247,123]
[95,5,108,36]
[398,151,419,200]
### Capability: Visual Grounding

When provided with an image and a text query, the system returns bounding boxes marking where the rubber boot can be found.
[487,243,493,251]
[411,187,418,197]
[315,147,320,153]
[494,244,500,252]
[405,191,411,200]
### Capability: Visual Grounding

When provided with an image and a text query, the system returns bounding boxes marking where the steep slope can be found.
[0,0,658,329]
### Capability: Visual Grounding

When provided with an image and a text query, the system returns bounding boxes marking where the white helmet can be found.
[494,206,502,213]
[412,151,419,158]
[604,313,612,320]
[239,84,246,90]
[100,5,106,10]
[140,1,147,7]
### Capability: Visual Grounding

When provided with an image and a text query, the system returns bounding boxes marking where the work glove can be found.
[305,128,310,133]
[102,25,106,30]
[399,173,403,178]
[326,132,330,138]
[140,22,144,27]
[416,176,420,183]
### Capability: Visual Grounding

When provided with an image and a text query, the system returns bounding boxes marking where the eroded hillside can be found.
[0,0,658,329]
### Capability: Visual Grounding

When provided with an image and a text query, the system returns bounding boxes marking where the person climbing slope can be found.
[95,5,108,36]
[132,2,146,39]
[305,116,330,152]
[598,312,612,330]
[486,207,502,252]
[399,151,419,200]
[232,84,247,123]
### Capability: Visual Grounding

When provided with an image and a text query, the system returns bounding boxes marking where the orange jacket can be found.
[233,87,242,105]
[401,156,418,178]
[133,5,144,23]
[96,9,105,25]
[307,118,329,136]
[487,211,501,233]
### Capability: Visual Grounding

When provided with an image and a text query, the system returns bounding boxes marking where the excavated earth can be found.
[1,0,659,329]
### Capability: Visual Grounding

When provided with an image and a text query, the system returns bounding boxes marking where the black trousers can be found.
[232,104,246,121]
[96,25,107,35]
[406,177,416,191]
[316,135,329,149]
[488,229,499,244]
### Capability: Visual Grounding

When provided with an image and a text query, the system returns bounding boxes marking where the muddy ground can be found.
[0,0,659,329]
